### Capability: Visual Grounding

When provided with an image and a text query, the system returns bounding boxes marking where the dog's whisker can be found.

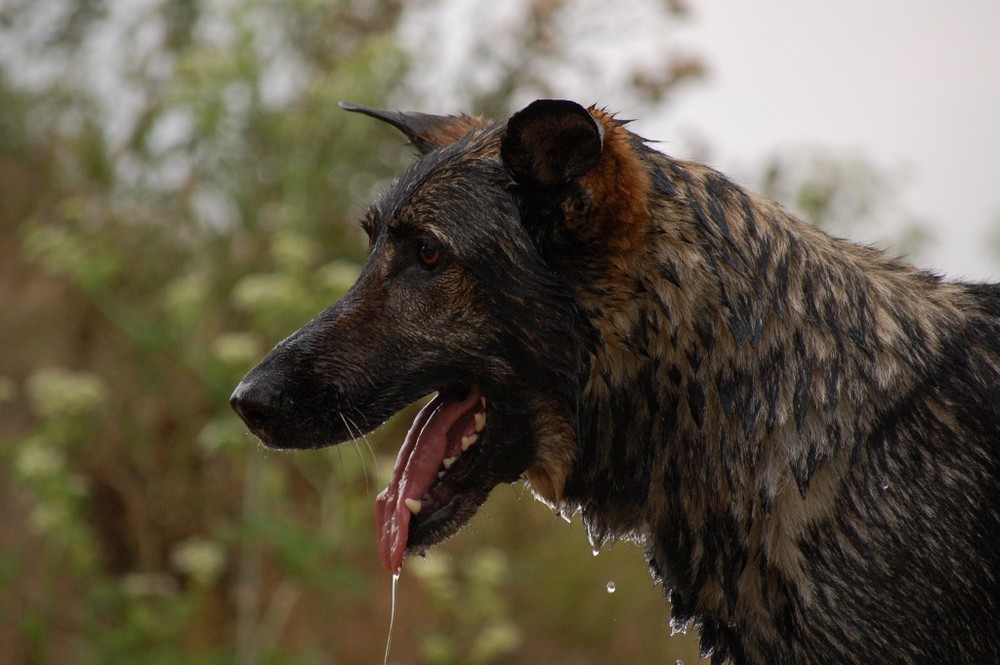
[347,405,381,485]
[332,439,347,488]
[350,441,370,495]
[339,410,377,495]
[337,413,363,485]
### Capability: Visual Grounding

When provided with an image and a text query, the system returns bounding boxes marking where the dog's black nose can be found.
[230,379,279,438]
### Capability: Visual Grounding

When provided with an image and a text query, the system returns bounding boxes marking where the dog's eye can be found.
[418,240,443,269]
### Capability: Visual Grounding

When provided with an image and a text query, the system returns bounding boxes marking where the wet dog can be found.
[232,100,1000,664]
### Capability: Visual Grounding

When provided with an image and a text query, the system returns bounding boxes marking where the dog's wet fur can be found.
[232,100,1000,664]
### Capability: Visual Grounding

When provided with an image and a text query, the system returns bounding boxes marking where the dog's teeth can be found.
[443,455,458,469]
[474,411,486,432]
[461,433,478,451]
[481,397,487,409]
[404,498,422,515]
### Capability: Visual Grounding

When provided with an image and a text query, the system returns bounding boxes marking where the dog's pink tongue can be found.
[375,388,481,573]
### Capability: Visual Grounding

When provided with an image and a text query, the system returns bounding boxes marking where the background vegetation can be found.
[0,1,930,663]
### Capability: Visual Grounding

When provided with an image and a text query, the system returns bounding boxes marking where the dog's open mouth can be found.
[374,385,489,573]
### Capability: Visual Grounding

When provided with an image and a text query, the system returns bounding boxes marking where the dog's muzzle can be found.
[230,377,280,445]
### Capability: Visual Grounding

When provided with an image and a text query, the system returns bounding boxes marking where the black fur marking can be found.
[661,261,683,288]
[686,380,706,428]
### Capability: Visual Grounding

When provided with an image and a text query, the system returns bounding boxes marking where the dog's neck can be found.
[558,152,969,650]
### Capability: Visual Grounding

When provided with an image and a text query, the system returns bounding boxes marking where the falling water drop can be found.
[383,571,400,665]
[586,519,608,556]
[606,581,616,593]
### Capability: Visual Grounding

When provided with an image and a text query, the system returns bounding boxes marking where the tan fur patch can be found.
[426,114,491,147]
[524,408,577,509]
[569,108,654,253]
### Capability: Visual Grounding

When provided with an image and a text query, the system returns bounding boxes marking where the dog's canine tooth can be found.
[461,433,478,451]
[443,455,458,469]
[474,411,486,432]
[404,498,422,515]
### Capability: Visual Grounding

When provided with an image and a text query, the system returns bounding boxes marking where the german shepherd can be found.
[231,99,1000,664]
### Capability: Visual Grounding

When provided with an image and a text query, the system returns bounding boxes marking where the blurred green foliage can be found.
[759,148,933,260]
[0,1,702,664]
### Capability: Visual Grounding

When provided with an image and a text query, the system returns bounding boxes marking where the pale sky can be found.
[648,0,1000,280]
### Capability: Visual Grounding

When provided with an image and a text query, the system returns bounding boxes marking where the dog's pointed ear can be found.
[501,100,604,187]
[340,102,488,154]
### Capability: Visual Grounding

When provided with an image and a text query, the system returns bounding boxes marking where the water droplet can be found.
[592,546,601,557]
[585,520,608,554]
[881,480,889,490]
[606,581,616,593]
[383,571,400,665]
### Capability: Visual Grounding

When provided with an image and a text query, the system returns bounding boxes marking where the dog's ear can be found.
[340,102,488,154]
[501,99,604,187]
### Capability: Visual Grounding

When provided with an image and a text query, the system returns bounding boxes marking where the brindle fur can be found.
[232,100,1000,664]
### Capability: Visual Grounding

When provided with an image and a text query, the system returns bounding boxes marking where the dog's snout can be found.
[230,379,279,438]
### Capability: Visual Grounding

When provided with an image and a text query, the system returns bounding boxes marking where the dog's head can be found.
[231,100,620,571]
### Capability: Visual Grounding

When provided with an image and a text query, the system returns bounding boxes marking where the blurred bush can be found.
[0,1,706,664]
